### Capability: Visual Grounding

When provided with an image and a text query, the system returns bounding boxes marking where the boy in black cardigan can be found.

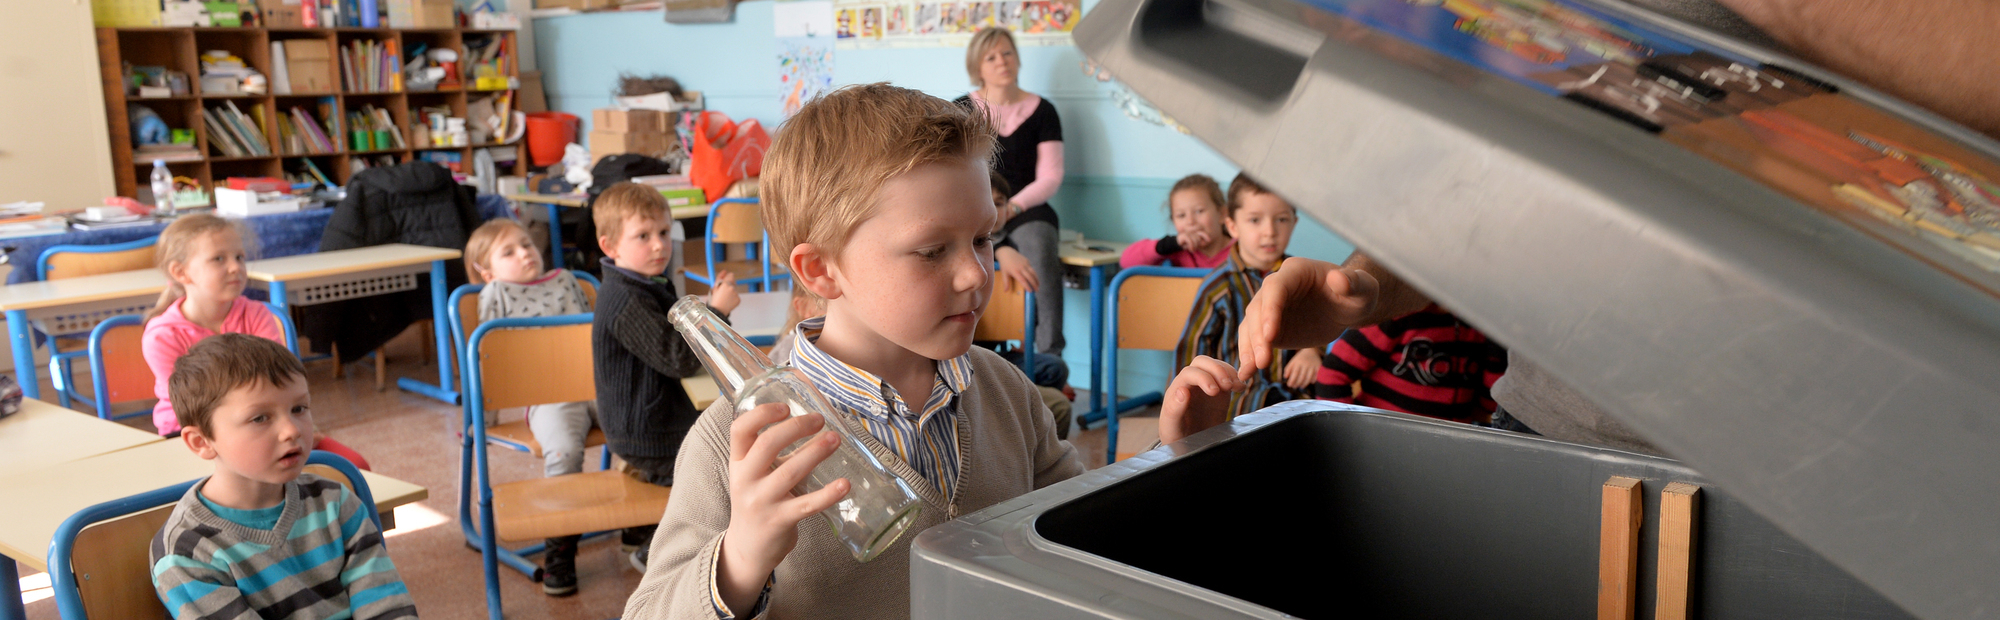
[591,182,739,568]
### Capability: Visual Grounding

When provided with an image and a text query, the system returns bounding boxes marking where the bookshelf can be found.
[96,26,525,201]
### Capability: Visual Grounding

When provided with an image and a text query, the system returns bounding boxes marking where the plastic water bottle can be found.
[149,160,176,217]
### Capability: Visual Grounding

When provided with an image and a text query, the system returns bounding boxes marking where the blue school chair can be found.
[444,272,611,461]
[461,313,675,620]
[974,270,1038,380]
[684,198,790,293]
[36,236,163,406]
[1100,266,1212,465]
[49,303,297,421]
[45,451,377,620]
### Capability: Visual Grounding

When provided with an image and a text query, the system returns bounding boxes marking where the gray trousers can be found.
[1007,220,1065,354]
[528,400,597,477]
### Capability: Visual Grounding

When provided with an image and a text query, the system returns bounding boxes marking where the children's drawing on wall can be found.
[778,37,836,118]
[833,0,1078,48]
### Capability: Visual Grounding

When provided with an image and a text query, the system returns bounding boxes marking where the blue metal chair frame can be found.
[1101,265,1213,465]
[37,236,163,407]
[683,198,791,293]
[34,235,160,282]
[462,314,597,620]
[444,275,613,601]
[47,451,377,620]
[54,302,300,421]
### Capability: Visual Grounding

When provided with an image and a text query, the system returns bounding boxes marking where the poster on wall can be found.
[831,0,1080,49]
[778,36,837,117]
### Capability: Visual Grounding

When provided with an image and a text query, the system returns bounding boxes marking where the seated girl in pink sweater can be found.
[1119,173,1234,269]
[141,214,370,469]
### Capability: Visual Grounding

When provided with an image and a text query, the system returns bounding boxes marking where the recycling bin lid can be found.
[1073,0,2000,618]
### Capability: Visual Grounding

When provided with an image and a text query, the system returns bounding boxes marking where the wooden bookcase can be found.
[96,26,525,200]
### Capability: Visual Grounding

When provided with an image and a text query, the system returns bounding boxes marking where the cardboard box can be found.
[593,108,666,133]
[387,0,454,27]
[589,130,670,155]
[283,39,333,93]
[258,0,302,26]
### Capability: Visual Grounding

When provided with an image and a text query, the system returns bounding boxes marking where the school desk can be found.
[245,244,464,405]
[0,400,163,474]
[0,270,169,400]
[1060,240,1126,427]
[0,440,429,620]
[507,193,709,270]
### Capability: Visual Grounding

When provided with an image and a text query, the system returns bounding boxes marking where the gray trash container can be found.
[942,0,2000,617]
[913,402,1913,619]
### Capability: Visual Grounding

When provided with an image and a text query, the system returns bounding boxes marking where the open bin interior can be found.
[1034,411,1911,620]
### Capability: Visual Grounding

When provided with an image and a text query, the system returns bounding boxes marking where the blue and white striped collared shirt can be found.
[788,316,972,502]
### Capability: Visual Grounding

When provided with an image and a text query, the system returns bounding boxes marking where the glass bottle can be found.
[668,296,924,562]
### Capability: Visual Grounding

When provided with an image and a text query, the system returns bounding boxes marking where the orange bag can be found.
[688,112,772,202]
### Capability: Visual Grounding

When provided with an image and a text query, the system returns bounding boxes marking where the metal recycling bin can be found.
[912,402,1911,619]
[914,0,2000,617]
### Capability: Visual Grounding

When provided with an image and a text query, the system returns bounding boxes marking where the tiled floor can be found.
[18,328,1159,620]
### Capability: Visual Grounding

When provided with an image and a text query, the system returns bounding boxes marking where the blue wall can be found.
[532,1,1355,397]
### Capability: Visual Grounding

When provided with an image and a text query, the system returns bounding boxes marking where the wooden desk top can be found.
[0,441,429,571]
[245,244,462,283]
[0,401,164,472]
[684,374,721,411]
[0,269,167,312]
[1060,240,1122,268]
[508,194,709,220]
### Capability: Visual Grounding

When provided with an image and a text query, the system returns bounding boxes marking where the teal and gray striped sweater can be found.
[149,474,418,620]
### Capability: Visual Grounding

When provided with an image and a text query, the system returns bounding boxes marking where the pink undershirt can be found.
[971,91,1065,209]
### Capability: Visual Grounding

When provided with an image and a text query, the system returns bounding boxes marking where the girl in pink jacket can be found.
[1119,173,1234,269]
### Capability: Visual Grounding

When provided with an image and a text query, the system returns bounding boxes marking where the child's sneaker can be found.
[629,544,649,571]
[620,526,651,554]
[542,536,580,597]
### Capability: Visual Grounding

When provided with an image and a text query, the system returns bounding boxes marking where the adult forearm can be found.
[1009,141,1065,209]
[1341,251,1431,325]
[1715,0,2000,140]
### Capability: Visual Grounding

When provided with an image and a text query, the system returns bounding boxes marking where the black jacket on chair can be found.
[302,162,479,362]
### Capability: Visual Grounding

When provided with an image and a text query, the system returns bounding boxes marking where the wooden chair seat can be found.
[490,471,672,542]
[485,420,606,458]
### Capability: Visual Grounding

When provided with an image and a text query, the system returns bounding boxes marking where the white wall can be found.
[0,0,118,212]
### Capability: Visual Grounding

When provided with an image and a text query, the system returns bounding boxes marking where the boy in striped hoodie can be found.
[150,334,416,620]
[1314,304,1508,424]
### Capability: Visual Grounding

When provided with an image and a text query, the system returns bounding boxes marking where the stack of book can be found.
[136,142,202,162]
[340,39,403,93]
[276,104,339,155]
[203,101,272,157]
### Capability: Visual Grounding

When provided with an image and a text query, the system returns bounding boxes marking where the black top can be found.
[955,94,1062,234]
[592,258,726,461]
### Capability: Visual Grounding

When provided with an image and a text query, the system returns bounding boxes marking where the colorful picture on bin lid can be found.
[1304,0,2000,282]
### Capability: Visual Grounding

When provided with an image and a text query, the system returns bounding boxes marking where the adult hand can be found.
[1159,356,1243,445]
[1237,257,1379,381]
[716,403,848,613]
[1283,347,1320,390]
[995,245,1040,292]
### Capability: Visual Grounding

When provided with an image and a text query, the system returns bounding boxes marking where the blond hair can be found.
[465,218,532,285]
[762,83,995,301]
[591,182,669,244]
[169,333,305,437]
[146,214,259,322]
[965,27,1016,87]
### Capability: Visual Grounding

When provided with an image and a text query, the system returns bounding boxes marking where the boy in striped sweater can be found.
[150,334,416,620]
[1314,304,1508,424]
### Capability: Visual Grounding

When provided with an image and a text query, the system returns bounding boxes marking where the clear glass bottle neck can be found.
[668,295,775,397]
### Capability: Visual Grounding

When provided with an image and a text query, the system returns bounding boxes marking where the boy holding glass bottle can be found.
[622,83,1084,620]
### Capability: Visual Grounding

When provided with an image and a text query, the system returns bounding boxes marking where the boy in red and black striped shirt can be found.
[1314,304,1507,424]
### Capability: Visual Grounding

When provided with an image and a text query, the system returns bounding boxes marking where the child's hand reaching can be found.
[1175,228,1213,254]
[710,270,741,315]
[717,402,850,614]
[1159,356,1243,445]
[1283,347,1320,390]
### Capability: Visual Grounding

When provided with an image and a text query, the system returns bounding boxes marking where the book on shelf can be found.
[202,106,245,157]
[270,40,292,94]
[136,143,202,162]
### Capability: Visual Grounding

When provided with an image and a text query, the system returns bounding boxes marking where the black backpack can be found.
[562,154,678,275]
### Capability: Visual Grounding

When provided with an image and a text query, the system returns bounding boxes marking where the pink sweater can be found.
[1119,236,1234,269]
[144,296,283,435]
